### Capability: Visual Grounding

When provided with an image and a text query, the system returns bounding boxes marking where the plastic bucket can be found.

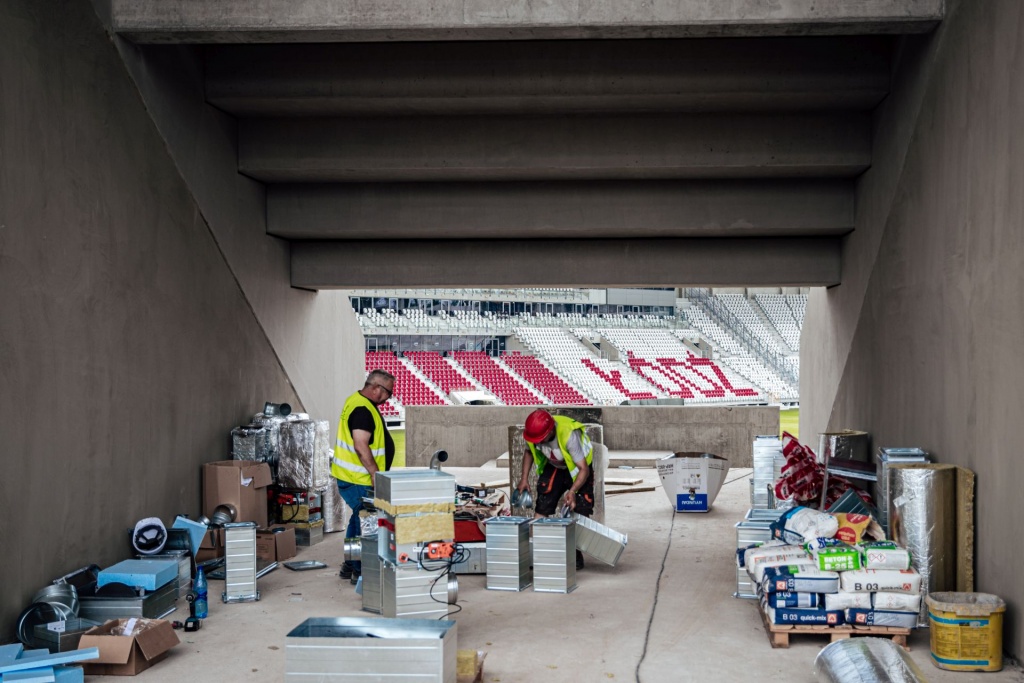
[924,592,1006,672]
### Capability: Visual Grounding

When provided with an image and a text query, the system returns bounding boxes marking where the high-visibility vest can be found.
[527,416,593,481]
[332,391,386,486]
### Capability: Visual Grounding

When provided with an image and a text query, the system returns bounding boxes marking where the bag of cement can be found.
[824,591,872,611]
[771,507,839,545]
[862,541,912,570]
[762,565,841,594]
[737,540,789,568]
[764,591,822,609]
[763,600,845,626]
[872,592,922,612]
[845,608,918,629]
[805,537,858,552]
[752,556,817,583]
[745,546,811,577]
[744,543,804,570]
[810,544,864,572]
[839,568,922,594]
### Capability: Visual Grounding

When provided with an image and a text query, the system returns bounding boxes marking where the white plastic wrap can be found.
[815,638,926,682]
[872,592,922,612]
[278,420,332,491]
[771,507,839,545]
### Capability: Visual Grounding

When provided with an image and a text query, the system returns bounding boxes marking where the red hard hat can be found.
[524,410,555,444]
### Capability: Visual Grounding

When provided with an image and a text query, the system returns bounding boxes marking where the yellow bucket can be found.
[925,592,1007,672]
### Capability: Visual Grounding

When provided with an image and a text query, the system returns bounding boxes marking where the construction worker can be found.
[516,409,593,569]
[335,369,395,583]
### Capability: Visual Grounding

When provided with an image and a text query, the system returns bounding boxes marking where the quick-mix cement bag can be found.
[809,544,863,572]
[839,568,922,594]
[764,602,845,626]
[824,592,872,611]
[764,592,822,609]
[762,565,841,594]
[845,608,918,629]
[862,541,913,570]
[752,556,817,583]
[737,540,788,568]
[744,545,809,577]
[872,592,922,612]
[771,507,839,545]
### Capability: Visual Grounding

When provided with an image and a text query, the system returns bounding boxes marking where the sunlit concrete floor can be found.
[130,465,1021,683]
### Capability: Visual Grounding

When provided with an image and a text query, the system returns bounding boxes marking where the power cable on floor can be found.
[635,511,676,683]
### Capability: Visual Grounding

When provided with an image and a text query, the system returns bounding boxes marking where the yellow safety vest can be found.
[527,416,593,481]
[333,391,387,486]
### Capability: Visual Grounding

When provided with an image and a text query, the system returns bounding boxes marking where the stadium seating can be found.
[365,351,449,409]
[450,351,545,405]
[502,352,591,405]
[405,351,478,395]
[717,294,784,354]
[755,294,801,351]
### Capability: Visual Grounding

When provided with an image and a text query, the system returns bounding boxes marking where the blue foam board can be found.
[2,666,54,682]
[172,516,208,556]
[0,648,23,668]
[97,559,177,591]
[0,649,97,676]
[52,667,83,683]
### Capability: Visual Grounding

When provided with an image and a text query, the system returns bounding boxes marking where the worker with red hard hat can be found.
[517,409,594,569]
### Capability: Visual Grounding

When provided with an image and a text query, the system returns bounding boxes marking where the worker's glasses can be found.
[371,383,393,398]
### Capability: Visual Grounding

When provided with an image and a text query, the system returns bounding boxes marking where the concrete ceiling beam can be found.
[112,0,942,43]
[290,237,841,289]
[268,179,853,240]
[206,38,890,116]
[239,113,870,183]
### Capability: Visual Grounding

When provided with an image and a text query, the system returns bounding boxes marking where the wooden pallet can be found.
[758,602,910,650]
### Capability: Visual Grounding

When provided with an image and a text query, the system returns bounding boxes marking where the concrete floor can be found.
[128,465,1021,682]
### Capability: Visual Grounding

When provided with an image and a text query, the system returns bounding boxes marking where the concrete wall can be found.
[405,406,779,468]
[801,0,1024,657]
[0,0,360,640]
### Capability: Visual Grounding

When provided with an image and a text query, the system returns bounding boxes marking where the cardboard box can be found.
[256,525,297,562]
[78,618,179,676]
[656,452,730,512]
[203,460,272,528]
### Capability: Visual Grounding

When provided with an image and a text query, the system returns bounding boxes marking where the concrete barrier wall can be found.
[405,405,779,468]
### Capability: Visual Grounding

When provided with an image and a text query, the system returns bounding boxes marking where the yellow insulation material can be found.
[374,499,455,516]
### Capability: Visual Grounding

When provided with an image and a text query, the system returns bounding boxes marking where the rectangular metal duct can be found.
[361,533,382,614]
[484,517,532,592]
[285,617,456,683]
[532,518,576,593]
[222,522,260,603]
[381,564,450,620]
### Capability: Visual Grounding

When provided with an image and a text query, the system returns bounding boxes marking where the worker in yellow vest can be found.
[335,369,396,583]
[516,409,594,569]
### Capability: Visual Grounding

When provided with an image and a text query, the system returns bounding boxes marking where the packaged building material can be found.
[751,436,784,509]
[874,447,930,535]
[762,599,844,626]
[863,541,912,570]
[873,592,922,612]
[839,569,922,594]
[745,545,813,583]
[278,419,332,491]
[846,608,919,629]
[771,507,839,545]
[824,592,872,611]
[811,544,864,572]
[743,543,803,569]
[889,464,958,625]
[761,565,840,594]
[751,557,817,584]
[764,592,822,609]
[656,452,729,512]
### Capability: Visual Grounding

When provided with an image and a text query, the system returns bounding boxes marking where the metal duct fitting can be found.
[446,574,459,605]
[429,450,449,470]
[264,402,292,417]
[343,538,362,564]
[814,638,926,682]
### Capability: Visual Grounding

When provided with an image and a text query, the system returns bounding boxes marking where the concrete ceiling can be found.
[110,2,944,288]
